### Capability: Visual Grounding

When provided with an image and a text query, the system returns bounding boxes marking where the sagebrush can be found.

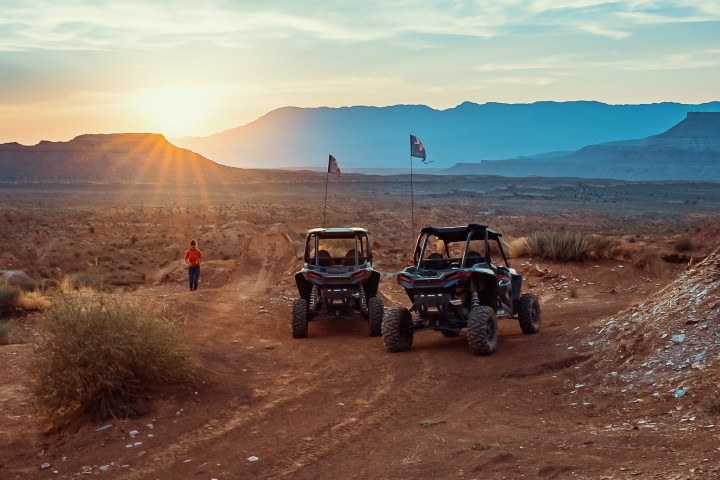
[525,231,589,261]
[28,292,198,423]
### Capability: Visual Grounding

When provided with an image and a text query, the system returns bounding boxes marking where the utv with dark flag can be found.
[292,227,383,338]
[382,224,540,355]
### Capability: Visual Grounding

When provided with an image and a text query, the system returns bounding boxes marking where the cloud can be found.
[3,0,718,53]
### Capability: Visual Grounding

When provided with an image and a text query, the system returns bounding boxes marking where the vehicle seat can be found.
[342,249,357,266]
[465,251,483,267]
[425,252,446,270]
[318,250,333,267]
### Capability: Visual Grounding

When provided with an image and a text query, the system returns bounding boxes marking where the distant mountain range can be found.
[444,112,720,181]
[1,102,718,183]
[174,101,720,170]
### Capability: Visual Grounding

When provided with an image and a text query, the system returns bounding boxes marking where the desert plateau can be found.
[1,174,719,480]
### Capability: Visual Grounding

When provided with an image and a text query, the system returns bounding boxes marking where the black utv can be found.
[382,224,540,355]
[292,227,383,338]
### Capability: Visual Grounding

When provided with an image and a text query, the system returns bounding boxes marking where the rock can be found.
[1,270,37,290]
[40,463,51,470]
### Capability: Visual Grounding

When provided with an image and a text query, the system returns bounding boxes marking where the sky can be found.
[1,0,719,145]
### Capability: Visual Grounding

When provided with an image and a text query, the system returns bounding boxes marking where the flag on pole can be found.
[410,134,426,160]
[328,154,341,176]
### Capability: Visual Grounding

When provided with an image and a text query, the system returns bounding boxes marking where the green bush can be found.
[525,231,589,261]
[28,292,198,423]
[0,284,21,317]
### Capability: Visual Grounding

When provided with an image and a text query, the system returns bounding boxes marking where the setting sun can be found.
[137,87,210,138]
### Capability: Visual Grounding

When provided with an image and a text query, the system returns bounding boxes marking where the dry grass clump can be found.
[62,271,103,292]
[586,234,621,260]
[506,236,529,259]
[17,291,51,311]
[28,292,199,424]
[525,231,589,261]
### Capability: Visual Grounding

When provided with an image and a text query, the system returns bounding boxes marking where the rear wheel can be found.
[467,305,497,355]
[518,292,541,334]
[382,307,414,352]
[368,296,383,337]
[291,298,309,338]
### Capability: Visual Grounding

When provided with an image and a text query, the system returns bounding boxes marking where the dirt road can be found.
[1,180,719,479]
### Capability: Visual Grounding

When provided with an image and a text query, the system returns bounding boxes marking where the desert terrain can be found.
[1,174,719,479]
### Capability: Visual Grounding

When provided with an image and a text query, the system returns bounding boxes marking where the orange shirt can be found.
[185,248,202,267]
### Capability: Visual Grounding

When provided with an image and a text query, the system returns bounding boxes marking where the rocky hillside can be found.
[446,112,720,181]
[580,245,720,413]
[0,133,310,184]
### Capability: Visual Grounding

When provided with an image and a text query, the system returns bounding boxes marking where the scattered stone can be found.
[674,387,688,398]
[41,463,51,470]
[671,333,686,343]
[420,418,446,428]
[247,456,259,462]
[95,424,113,432]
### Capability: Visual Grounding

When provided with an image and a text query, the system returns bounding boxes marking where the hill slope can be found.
[0,133,311,184]
[174,101,720,169]
[445,112,720,181]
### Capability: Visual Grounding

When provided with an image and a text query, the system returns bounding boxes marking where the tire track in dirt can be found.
[122,342,435,479]
[121,364,326,479]
[258,353,436,479]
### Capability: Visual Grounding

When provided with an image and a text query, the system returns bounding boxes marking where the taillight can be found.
[445,272,460,282]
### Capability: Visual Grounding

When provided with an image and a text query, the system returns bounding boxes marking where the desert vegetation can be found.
[28,290,198,424]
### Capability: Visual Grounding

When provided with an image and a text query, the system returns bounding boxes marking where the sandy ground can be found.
[1,176,719,479]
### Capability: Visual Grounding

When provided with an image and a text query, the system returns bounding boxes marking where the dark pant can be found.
[188,266,200,290]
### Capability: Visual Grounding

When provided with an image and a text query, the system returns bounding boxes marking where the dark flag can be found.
[410,134,426,160]
[328,154,341,176]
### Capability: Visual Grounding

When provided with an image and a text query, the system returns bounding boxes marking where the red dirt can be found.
[1,179,719,479]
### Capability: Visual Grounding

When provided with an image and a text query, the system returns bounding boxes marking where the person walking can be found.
[184,239,202,291]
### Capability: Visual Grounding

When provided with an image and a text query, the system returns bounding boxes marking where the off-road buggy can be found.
[292,227,383,338]
[382,224,540,355]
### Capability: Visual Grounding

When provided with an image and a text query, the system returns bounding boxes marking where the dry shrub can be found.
[674,235,693,252]
[633,249,662,273]
[586,234,621,260]
[17,291,51,311]
[506,236,529,259]
[0,284,21,317]
[60,272,103,293]
[28,292,199,424]
[525,231,589,261]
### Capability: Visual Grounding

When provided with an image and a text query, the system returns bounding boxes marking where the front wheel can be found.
[467,305,497,355]
[518,292,541,334]
[382,307,414,352]
[291,298,309,338]
[368,296,383,337]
